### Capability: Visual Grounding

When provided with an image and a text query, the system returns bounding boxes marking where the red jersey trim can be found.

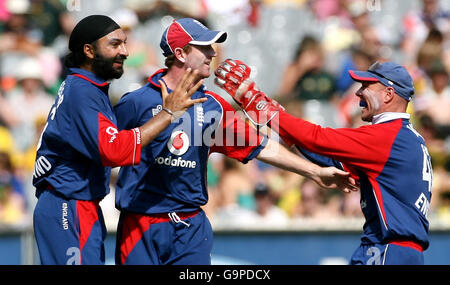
[389,240,423,252]
[72,74,109,87]
[147,69,167,88]
[370,177,389,230]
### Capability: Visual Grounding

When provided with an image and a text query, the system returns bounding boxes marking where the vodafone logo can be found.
[106,126,118,143]
[155,130,196,168]
[167,130,189,156]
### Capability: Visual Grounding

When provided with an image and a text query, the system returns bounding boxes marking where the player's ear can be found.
[174,47,186,63]
[83,43,95,60]
[384,86,395,103]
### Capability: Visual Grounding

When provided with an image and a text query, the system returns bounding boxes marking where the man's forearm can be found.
[256,138,357,192]
[139,111,173,147]
[256,138,320,179]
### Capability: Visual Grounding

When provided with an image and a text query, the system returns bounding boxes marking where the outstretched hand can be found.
[159,68,207,119]
[312,167,359,193]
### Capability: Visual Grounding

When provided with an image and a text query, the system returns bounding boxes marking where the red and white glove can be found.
[214,59,284,127]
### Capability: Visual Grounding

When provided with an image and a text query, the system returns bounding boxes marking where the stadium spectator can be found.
[414,60,450,126]
[251,182,289,227]
[277,35,340,126]
[340,189,363,217]
[215,157,256,213]
[0,0,62,92]
[401,0,450,64]
[0,151,26,225]
[292,178,340,219]
[277,35,336,101]
[0,0,42,56]
[3,57,53,152]
[204,0,254,28]
[435,187,450,226]
[28,0,73,46]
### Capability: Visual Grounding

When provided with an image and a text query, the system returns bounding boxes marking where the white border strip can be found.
[190,31,226,45]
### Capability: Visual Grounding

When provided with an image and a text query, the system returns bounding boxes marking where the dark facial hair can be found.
[92,49,127,80]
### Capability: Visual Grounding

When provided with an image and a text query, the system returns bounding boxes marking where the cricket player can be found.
[113,18,357,265]
[215,59,433,265]
[32,15,206,265]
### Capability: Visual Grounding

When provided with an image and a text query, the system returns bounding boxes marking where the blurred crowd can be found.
[0,0,450,230]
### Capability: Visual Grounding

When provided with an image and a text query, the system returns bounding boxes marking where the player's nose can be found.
[119,42,129,57]
[206,45,217,58]
[355,87,363,97]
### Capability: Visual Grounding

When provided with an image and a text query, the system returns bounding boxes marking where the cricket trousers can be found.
[350,241,424,265]
[115,209,213,265]
[33,189,106,265]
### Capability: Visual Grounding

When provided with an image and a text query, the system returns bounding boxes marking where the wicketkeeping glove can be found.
[214,59,284,127]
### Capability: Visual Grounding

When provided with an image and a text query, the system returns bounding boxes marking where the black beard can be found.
[92,52,126,81]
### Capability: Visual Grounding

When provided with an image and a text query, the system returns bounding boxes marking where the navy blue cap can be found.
[349,62,415,101]
[160,18,227,57]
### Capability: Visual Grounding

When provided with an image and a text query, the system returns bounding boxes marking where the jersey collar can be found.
[372,112,410,125]
[69,68,110,87]
[147,68,167,88]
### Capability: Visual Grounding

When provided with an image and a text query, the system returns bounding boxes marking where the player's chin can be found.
[199,68,211,79]
[111,67,124,79]
[360,111,373,122]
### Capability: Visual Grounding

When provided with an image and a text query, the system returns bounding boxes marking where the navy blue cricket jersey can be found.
[32,68,142,200]
[277,111,432,250]
[114,69,267,214]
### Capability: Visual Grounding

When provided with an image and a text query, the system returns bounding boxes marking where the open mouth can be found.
[113,62,124,70]
[359,100,368,108]
[113,57,126,67]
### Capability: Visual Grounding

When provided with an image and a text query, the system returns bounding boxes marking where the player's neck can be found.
[161,68,182,90]
[79,63,94,75]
